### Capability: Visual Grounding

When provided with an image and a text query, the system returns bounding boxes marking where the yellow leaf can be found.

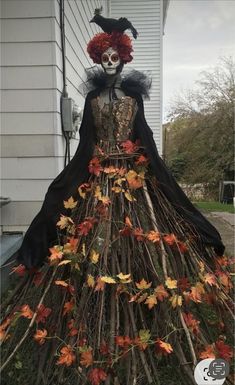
[82,243,86,256]
[87,274,95,288]
[124,191,136,202]
[56,215,74,229]
[94,186,102,200]
[116,272,132,283]
[165,277,177,289]
[135,279,152,290]
[58,260,72,266]
[169,294,183,308]
[100,276,116,284]
[139,329,151,342]
[145,295,157,309]
[112,186,122,193]
[55,280,69,287]
[89,250,100,264]
[63,196,78,209]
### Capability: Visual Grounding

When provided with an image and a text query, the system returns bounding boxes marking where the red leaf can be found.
[215,340,233,361]
[77,217,97,236]
[88,368,108,385]
[121,140,139,154]
[36,304,52,324]
[11,264,26,277]
[88,157,103,176]
[115,335,132,349]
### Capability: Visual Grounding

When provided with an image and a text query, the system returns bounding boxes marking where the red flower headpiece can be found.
[87,31,133,64]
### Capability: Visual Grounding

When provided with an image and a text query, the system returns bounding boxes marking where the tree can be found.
[165,57,234,194]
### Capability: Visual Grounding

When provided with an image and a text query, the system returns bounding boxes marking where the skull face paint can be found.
[101,47,121,75]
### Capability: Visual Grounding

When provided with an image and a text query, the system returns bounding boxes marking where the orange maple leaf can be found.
[126,170,144,190]
[145,295,157,309]
[36,304,52,324]
[155,339,173,355]
[88,368,108,385]
[182,312,200,335]
[48,245,63,265]
[204,273,217,287]
[56,345,76,366]
[63,299,75,316]
[164,234,177,245]
[80,349,93,367]
[199,344,216,359]
[146,231,160,243]
[55,280,69,287]
[154,285,169,301]
[135,154,149,165]
[133,228,145,241]
[33,328,47,345]
[115,335,132,349]
[88,157,103,176]
[94,276,105,292]
[77,217,97,236]
[20,304,34,319]
[135,279,152,290]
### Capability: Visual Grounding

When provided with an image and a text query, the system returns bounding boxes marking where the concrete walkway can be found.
[204,211,234,256]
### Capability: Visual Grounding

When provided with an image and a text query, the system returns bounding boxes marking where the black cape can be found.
[17,79,225,268]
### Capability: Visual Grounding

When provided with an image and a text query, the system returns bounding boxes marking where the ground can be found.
[204,211,234,256]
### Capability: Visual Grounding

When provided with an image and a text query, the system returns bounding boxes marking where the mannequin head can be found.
[87,32,133,72]
[101,47,124,76]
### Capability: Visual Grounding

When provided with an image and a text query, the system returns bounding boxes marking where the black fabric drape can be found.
[17,87,224,269]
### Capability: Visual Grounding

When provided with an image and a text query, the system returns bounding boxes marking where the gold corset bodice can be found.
[91,96,138,142]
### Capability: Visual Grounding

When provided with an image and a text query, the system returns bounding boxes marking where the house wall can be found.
[110,0,163,153]
[1,0,105,232]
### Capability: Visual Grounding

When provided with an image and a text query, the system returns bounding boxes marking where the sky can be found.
[163,0,235,121]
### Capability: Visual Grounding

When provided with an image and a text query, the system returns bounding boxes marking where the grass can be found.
[194,201,235,214]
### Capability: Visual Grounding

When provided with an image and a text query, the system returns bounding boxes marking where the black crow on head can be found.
[90,7,138,39]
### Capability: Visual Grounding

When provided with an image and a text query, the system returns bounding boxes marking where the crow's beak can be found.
[90,18,94,23]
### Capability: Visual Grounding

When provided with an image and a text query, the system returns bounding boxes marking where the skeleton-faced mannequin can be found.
[99,47,125,107]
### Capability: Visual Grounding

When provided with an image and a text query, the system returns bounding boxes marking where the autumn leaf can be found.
[36,304,52,324]
[133,329,151,351]
[63,299,75,316]
[154,285,169,301]
[121,140,139,154]
[187,282,205,303]
[155,339,173,355]
[204,273,217,287]
[100,276,116,284]
[146,231,160,243]
[33,329,47,345]
[135,154,149,165]
[169,294,183,308]
[11,264,26,277]
[63,237,79,254]
[116,272,132,283]
[87,274,95,288]
[89,250,100,264]
[215,340,233,361]
[164,234,177,245]
[63,196,78,209]
[135,279,152,290]
[199,344,216,359]
[78,183,91,199]
[100,341,110,356]
[165,277,177,289]
[126,170,144,190]
[125,216,132,227]
[58,259,72,266]
[56,215,74,230]
[48,245,63,265]
[56,345,76,367]
[177,241,188,253]
[182,313,200,335]
[55,280,69,287]
[88,157,103,176]
[124,190,136,202]
[115,335,132,349]
[133,228,145,241]
[88,367,108,385]
[136,293,148,304]
[178,277,191,291]
[80,349,93,367]
[77,217,97,236]
[103,165,117,175]
[20,304,33,319]
[145,295,157,309]
[94,277,105,292]
[32,271,44,286]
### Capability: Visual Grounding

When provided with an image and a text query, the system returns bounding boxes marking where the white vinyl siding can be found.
[110,0,163,153]
[0,0,105,231]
